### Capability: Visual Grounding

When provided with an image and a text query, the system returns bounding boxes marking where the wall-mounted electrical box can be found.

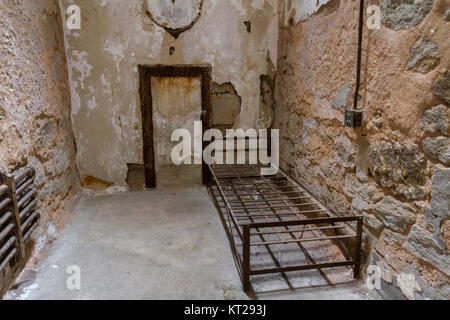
[345,109,363,128]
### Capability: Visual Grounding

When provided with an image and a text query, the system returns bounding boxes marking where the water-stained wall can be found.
[275,0,449,299]
[151,76,203,189]
[0,0,78,294]
[59,0,279,187]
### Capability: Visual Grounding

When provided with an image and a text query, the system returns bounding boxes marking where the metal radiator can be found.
[0,166,39,272]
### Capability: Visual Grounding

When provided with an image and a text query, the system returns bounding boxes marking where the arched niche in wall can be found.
[145,0,203,39]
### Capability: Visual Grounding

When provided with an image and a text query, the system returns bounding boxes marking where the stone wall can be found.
[275,0,449,299]
[59,0,279,187]
[0,0,78,294]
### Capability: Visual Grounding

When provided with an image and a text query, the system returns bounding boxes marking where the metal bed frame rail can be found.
[0,166,39,273]
[208,164,363,293]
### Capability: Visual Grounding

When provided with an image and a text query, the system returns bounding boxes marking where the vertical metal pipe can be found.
[353,0,365,110]
[1,173,24,260]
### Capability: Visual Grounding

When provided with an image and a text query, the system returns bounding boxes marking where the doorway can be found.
[138,65,212,188]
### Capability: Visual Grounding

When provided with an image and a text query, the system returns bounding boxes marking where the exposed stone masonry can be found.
[275,0,449,300]
[0,0,448,300]
[0,0,78,294]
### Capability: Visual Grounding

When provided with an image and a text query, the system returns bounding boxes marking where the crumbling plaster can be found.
[282,0,333,25]
[59,0,279,186]
[0,0,78,294]
[0,0,78,233]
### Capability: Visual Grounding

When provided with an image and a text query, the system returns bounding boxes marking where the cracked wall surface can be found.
[275,0,449,299]
[0,0,78,294]
[59,0,279,187]
[0,0,448,301]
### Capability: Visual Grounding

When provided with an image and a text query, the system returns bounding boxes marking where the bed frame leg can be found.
[354,216,363,279]
[243,225,251,292]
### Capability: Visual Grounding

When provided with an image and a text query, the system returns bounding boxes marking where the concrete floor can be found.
[4,187,378,300]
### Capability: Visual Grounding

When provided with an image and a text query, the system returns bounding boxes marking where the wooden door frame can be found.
[138,64,212,188]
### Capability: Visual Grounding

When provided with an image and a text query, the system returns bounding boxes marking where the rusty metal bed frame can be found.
[207,164,363,293]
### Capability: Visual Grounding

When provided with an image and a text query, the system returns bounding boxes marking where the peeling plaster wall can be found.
[0,0,78,294]
[59,0,279,186]
[275,0,450,299]
[282,0,333,24]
